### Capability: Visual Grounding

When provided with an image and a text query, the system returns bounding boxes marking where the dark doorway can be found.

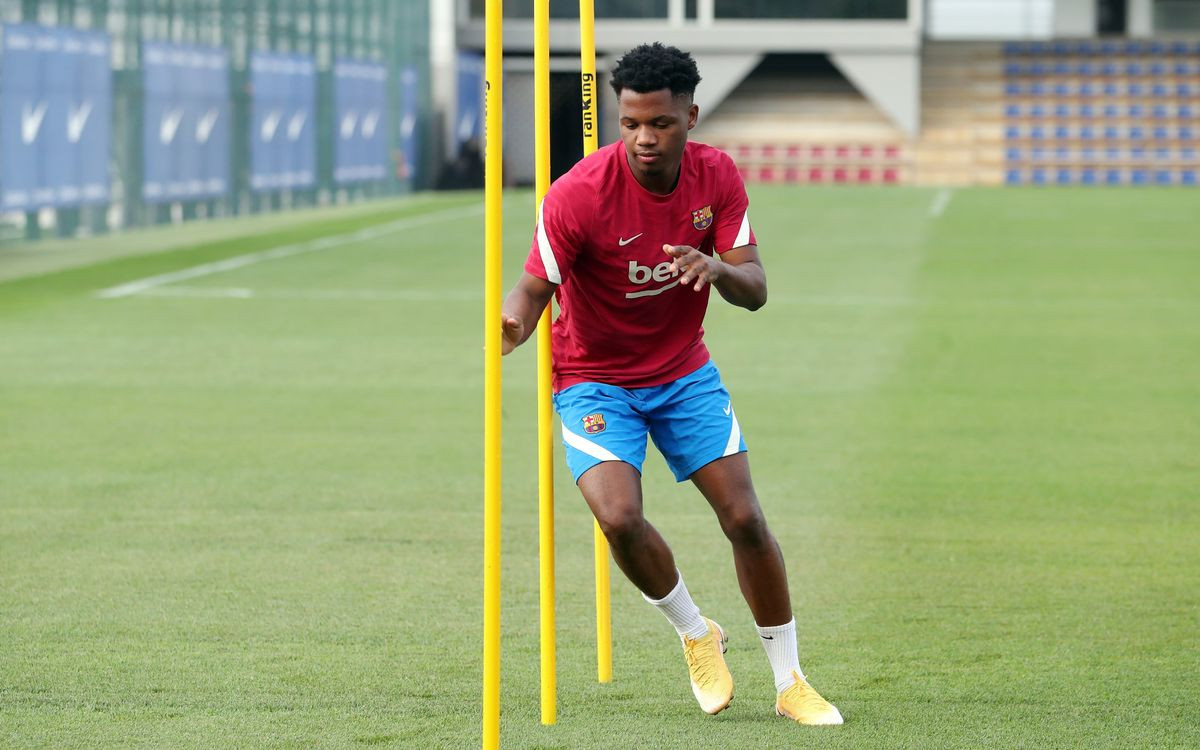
[1098,0,1128,35]
[549,72,585,181]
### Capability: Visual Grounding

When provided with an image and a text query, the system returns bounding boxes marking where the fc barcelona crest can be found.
[691,205,713,230]
[582,413,606,434]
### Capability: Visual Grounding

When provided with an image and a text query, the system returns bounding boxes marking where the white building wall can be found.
[926,0,1053,39]
[1053,0,1097,35]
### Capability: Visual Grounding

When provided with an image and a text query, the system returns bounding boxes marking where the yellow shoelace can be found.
[683,633,721,686]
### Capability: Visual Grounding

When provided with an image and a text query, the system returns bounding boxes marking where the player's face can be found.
[616,88,698,193]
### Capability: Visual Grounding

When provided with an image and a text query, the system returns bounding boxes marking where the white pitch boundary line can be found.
[94,203,482,299]
[929,188,954,219]
[135,286,482,302]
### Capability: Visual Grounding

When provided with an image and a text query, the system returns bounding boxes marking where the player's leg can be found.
[576,460,734,715]
[689,453,789,625]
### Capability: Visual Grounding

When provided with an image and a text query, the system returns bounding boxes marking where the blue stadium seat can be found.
[1182,147,1197,160]
[1005,82,1022,96]
[1053,62,1071,76]
[1182,170,1197,186]
[1179,126,1195,140]
[1031,62,1049,76]
[1153,126,1170,140]
[1131,169,1149,185]
[1081,168,1097,185]
[1149,63,1166,76]
[1100,41,1120,56]
[1128,104,1144,118]
[1053,83,1071,97]
[1125,63,1143,76]
[1151,83,1170,98]
[1154,147,1171,161]
[1177,84,1193,97]
[1055,104,1071,118]
[1128,83,1144,97]
[1030,82,1047,96]
[1052,41,1072,56]
[1057,168,1073,185]
[1079,104,1095,118]
[1103,104,1120,118]
[1152,105,1170,119]
[1029,42,1048,56]
[1100,63,1119,77]
[1155,170,1173,185]
[1056,146,1071,161]
[1106,169,1123,185]
[1054,125,1071,139]
[1032,169,1048,185]
[1075,62,1094,76]
[1169,41,1190,56]
[1174,62,1191,76]
[1147,41,1166,56]
[1077,41,1097,56]
[1006,169,1022,185]
[1179,105,1195,119]
[1006,125,1021,139]
[1103,82,1120,96]
[1006,147,1022,162]
[1131,147,1146,160]
[1130,126,1146,141]
[1124,40,1145,56]
[1079,126,1096,141]
[1003,42,1023,57]
[1005,103,1021,117]
[1078,83,1095,97]
[1080,147,1096,161]
[1005,62,1023,76]
[1030,126,1046,140]
[1106,147,1122,161]
[1031,104,1047,118]
[1104,126,1121,140]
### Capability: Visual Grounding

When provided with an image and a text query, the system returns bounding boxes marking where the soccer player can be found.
[500,42,843,726]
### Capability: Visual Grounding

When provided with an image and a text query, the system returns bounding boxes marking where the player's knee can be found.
[721,506,771,549]
[596,505,645,547]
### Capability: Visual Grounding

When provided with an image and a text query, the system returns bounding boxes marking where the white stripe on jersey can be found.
[562,424,621,462]
[733,211,752,249]
[536,199,562,284]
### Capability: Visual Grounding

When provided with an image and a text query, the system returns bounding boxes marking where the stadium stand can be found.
[694,55,909,186]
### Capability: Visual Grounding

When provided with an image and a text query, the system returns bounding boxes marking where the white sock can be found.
[644,572,709,640]
[756,619,804,692]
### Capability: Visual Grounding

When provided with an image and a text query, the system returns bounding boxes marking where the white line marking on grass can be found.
[136,286,482,302]
[94,204,481,299]
[929,188,954,218]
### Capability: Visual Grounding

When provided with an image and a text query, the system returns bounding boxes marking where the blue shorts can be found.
[553,361,747,483]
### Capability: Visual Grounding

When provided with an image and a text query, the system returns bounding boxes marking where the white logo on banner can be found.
[260,110,282,141]
[457,111,476,142]
[67,101,93,143]
[160,108,184,144]
[287,110,307,141]
[401,113,416,139]
[195,108,220,144]
[361,111,379,139]
[339,111,358,140]
[21,101,49,144]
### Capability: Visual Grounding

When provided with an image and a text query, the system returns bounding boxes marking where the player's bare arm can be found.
[663,243,767,310]
[500,272,557,355]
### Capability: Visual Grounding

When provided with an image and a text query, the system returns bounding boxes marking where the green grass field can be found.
[2,187,1198,748]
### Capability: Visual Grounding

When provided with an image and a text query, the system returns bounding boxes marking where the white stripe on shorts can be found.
[562,424,621,462]
[723,409,742,457]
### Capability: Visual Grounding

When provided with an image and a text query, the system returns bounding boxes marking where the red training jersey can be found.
[524,140,756,392]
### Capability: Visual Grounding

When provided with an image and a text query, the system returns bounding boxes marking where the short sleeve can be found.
[712,154,756,253]
[524,179,590,284]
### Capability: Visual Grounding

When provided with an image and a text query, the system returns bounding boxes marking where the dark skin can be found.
[500,87,791,626]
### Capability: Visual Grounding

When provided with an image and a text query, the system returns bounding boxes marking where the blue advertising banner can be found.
[142,42,230,203]
[249,52,315,191]
[1,24,111,211]
[334,58,388,184]
[455,52,484,154]
[398,66,419,182]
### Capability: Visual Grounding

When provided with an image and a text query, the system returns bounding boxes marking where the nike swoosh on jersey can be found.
[618,233,643,246]
[723,402,732,416]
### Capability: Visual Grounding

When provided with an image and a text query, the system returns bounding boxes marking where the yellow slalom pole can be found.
[578,0,612,685]
[534,0,557,728]
[482,0,503,746]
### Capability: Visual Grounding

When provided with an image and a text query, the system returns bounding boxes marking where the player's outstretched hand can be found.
[501,314,524,355]
[664,244,720,291]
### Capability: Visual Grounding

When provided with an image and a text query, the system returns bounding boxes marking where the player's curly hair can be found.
[609,43,701,99]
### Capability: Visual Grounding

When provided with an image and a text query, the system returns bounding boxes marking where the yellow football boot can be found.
[776,670,843,725]
[681,618,733,714]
